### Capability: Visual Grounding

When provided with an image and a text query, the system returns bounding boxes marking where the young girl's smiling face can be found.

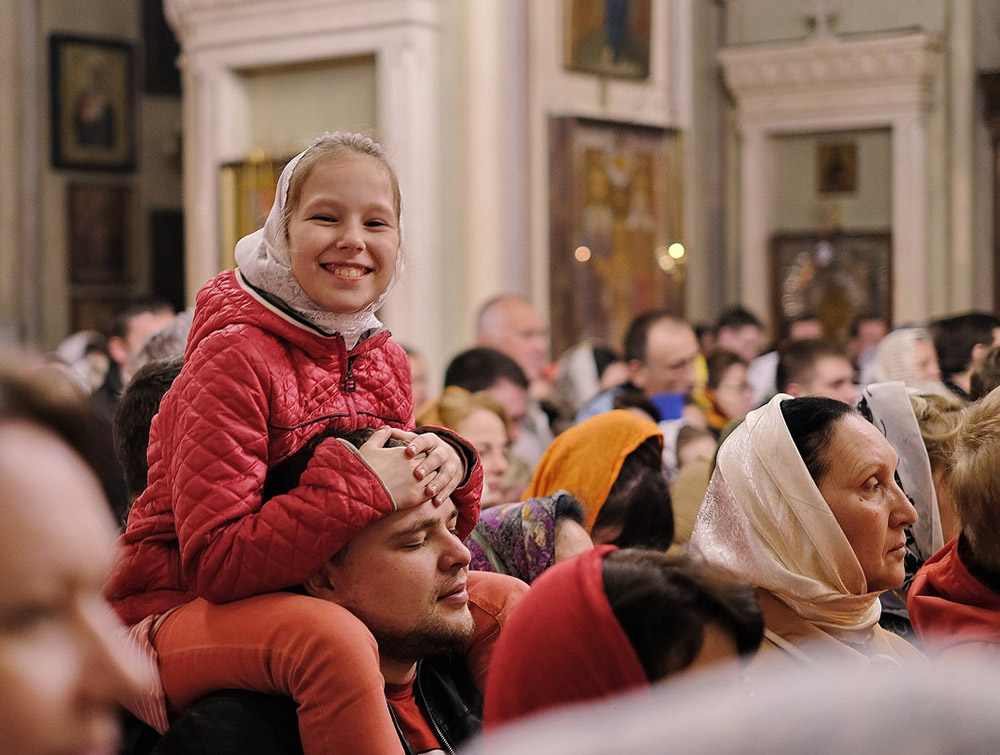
[288,154,400,315]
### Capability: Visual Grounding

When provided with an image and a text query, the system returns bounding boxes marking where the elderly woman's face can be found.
[816,415,917,592]
[0,423,148,755]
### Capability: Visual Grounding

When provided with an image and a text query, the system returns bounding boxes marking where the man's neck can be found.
[381,656,418,686]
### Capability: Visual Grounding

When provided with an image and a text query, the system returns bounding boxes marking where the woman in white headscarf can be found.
[863,327,948,395]
[691,394,925,672]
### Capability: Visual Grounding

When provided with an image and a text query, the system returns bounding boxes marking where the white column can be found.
[180,58,225,303]
[891,113,930,324]
[459,0,506,326]
[739,127,772,321]
[948,0,975,309]
[375,25,443,364]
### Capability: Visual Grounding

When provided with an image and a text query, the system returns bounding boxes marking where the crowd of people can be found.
[6,131,1000,754]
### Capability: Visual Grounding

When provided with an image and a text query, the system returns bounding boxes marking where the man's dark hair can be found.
[113,356,183,504]
[929,311,1000,377]
[781,312,822,341]
[592,436,674,550]
[104,296,174,340]
[714,306,763,335]
[602,549,763,682]
[775,338,846,393]
[612,388,662,423]
[970,345,1000,401]
[623,309,680,364]
[443,347,528,392]
[847,313,887,339]
[779,396,858,483]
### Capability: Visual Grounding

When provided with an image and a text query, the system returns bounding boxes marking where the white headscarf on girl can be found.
[691,393,883,641]
[234,132,405,346]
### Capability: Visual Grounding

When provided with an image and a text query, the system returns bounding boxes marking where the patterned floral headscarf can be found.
[468,491,585,583]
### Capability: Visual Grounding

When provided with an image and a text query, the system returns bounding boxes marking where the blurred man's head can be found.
[476,296,549,383]
[783,314,824,342]
[777,339,857,404]
[929,311,1000,384]
[624,311,699,397]
[714,306,764,362]
[104,298,175,383]
[444,347,530,440]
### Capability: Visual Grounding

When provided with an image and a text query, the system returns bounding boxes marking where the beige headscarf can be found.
[234,132,404,345]
[691,393,882,640]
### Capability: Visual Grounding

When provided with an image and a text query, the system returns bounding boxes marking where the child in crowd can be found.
[105,132,484,754]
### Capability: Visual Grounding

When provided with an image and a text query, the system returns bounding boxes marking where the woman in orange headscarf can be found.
[525,410,674,550]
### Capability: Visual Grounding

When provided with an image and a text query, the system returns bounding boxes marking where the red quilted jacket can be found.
[107,270,482,625]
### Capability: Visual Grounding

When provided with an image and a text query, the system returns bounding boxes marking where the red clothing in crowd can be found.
[484,545,648,728]
[909,536,1000,658]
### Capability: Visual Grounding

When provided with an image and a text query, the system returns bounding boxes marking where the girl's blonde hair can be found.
[281,132,402,241]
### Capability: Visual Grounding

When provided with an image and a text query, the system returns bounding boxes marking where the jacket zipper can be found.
[343,354,358,393]
[415,664,456,755]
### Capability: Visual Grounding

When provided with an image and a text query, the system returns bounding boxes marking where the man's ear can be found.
[627,359,646,389]
[971,342,990,367]
[303,560,339,601]
[107,335,129,368]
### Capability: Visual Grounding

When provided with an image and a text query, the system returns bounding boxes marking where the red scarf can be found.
[484,545,649,728]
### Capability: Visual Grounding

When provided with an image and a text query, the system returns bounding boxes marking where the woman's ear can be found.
[303,560,338,600]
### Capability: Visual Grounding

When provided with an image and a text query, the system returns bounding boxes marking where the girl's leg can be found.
[461,570,530,692]
[153,593,403,755]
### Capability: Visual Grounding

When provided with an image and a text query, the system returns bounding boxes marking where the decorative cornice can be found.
[164,0,440,53]
[720,34,944,118]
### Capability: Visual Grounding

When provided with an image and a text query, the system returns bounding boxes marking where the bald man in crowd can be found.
[577,310,699,423]
[475,295,553,466]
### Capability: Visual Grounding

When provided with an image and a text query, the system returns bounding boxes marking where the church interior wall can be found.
[1,0,998,361]
[7,0,183,349]
[769,128,892,232]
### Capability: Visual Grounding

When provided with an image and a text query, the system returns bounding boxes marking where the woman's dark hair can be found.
[779,397,857,483]
[602,549,763,682]
[592,436,674,550]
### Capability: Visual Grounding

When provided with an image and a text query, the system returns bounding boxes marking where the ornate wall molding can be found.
[165,0,438,51]
[721,34,943,121]
[720,32,946,325]
[162,0,444,355]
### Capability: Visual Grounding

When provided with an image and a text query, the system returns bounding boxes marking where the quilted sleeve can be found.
[416,425,484,541]
[168,333,395,603]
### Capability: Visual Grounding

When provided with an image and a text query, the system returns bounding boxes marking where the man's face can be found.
[320,499,474,666]
[788,319,824,341]
[479,300,549,382]
[0,424,150,755]
[716,325,762,362]
[802,356,858,404]
[635,320,700,396]
[109,310,175,381]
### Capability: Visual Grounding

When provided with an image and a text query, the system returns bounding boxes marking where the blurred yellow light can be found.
[574,246,592,262]
[668,242,686,259]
